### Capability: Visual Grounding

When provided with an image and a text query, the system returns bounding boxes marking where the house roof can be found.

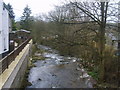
[19,29,31,33]
[10,29,31,34]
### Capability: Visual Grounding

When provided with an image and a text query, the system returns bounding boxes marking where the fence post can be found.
[6,57,8,69]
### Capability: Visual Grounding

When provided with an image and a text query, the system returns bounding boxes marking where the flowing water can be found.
[26,45,95,88]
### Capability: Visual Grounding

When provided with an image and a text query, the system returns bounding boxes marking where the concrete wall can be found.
[2,40,32,88]
[10,53,29,88]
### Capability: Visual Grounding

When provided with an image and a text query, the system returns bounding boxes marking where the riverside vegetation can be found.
[18,1,119,88]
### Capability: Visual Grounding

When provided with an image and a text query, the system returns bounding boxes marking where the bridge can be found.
[0,38,32,88]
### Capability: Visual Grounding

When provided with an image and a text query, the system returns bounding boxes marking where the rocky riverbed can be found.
[26,45,96,88]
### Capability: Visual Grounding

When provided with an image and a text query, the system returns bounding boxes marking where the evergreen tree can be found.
[20,5,32,30]
[7,3,17,31]
[7,3,15,18]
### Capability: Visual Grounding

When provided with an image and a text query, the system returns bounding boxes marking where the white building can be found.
[0,0,13,59]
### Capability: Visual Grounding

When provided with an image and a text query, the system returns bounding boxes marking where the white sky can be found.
[3,0,119,21]
[3,0,64,21]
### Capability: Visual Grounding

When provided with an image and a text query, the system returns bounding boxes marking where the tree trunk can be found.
[99,2,108,83]
[99,23,106,83]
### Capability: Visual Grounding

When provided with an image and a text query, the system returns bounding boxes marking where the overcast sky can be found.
[3,0,64,21]
[3,0,119,21]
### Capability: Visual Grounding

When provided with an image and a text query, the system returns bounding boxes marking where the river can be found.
[26,45,95,88]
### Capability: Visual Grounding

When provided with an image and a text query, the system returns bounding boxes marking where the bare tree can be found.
[64,1,120,83]
[33,1,119,85]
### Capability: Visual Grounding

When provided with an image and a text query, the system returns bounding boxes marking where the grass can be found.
[87,66,99,81]
[88,71,98,81]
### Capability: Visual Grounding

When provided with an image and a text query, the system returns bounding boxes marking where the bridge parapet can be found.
[0,38,32,89]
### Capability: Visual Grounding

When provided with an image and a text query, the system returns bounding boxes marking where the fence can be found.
[0,38,31,75]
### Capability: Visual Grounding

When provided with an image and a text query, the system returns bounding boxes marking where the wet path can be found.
[27,45,95,88]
